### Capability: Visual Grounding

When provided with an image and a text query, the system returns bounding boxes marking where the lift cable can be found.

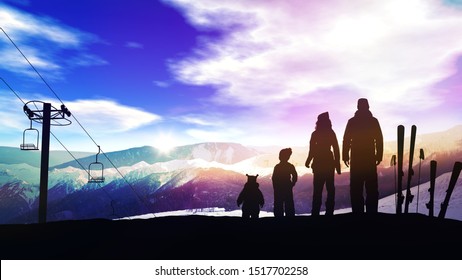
[0,77,26,104]
[0,27,64,105]
[50,131,131,220]
[1,27,154,216]
[2,75,151,218]
[1,77,138,220]
[2,75,132,219]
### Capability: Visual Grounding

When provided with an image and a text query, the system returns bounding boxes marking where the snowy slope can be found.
[117,208,276,219]
[150,170,461,221]
[378,171,462,220]
[53,142,261,169]
[0,163,39,185]
[335,171,462,221]
[1,126,461,223]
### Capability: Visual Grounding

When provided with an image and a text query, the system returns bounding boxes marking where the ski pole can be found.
[404,125,416,214]
[416,148,424,213]
[426,160,437,217]
[396,125,405,214]
[391,155,397,209]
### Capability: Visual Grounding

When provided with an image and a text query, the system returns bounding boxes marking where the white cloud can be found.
[0,3,104,78]
[3,0,30,6]
[0,5,86,47]
[178,114,220,126]
[125,41,144,49]
[67,54,108,67]
[0,93,165,151]
[167,0,462,112]
[186,127,243,142]
[0,93,27,130]
[64,99,162,133]
[0,89,162,134]
[0,47,61,77]
[153,80,170,88]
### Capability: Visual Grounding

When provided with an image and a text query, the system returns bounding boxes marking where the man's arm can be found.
[375,119,384,165]
[342,121,352,167]
[332,132,341,174]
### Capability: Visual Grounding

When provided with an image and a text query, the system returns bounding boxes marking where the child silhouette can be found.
[272,148,298,217]
[237,174,264,219]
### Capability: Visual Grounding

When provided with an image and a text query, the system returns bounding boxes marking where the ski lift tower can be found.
[23,101,71,223]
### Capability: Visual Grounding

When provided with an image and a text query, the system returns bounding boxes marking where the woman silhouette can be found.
[305,112,341,216]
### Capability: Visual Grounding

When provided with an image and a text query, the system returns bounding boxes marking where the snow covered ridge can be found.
[377,171,462,221]
[0,127,461,224]
[117,208,276,219]
[119,169,462,222]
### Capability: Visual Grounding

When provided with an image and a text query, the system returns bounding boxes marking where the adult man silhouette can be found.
[342,98,383,214]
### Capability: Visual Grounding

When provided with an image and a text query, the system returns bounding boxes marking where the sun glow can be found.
[153,132,178,154]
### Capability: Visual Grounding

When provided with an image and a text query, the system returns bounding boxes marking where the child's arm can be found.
[258,190,264,207]
[291,164,298,186]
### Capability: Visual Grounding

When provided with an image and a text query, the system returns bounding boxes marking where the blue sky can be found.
[1,0,462,152]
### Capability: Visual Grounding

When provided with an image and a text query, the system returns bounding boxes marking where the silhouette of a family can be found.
[237,98,383,218]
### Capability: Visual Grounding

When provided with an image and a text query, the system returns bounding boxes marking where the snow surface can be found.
[377,170,462,220]
[117,208,277,220]
[334,171,462,220]
[118,171,462,221]
[0,163,39,185]
[1,128,461,223]
[105,155,310,180]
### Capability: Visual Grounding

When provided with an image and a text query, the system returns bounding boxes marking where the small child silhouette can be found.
[237,174,264,219]
[272,148,298,217]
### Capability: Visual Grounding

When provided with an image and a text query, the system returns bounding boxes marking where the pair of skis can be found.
[437,161,462,219]
[395,125,416,214]
[427,160,462,218]
[426,160,437,217]
[394,125,462,218]
[416,160,462,219]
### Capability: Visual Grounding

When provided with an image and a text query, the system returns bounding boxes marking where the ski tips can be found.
[454,161,462,170]
[419,148,424,160]
[449,161,462,183]
[390,155,396,166]
[438,161,462,219]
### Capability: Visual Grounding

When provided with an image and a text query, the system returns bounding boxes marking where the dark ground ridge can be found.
[1,213,461,260]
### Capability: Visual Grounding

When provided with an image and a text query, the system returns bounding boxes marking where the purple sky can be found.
[0,0,461,152]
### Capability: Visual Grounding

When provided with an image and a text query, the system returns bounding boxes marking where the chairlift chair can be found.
[88,145,105,183]
[20,120,39,150]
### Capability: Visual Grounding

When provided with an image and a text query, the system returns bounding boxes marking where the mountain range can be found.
[0,125,461,224]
